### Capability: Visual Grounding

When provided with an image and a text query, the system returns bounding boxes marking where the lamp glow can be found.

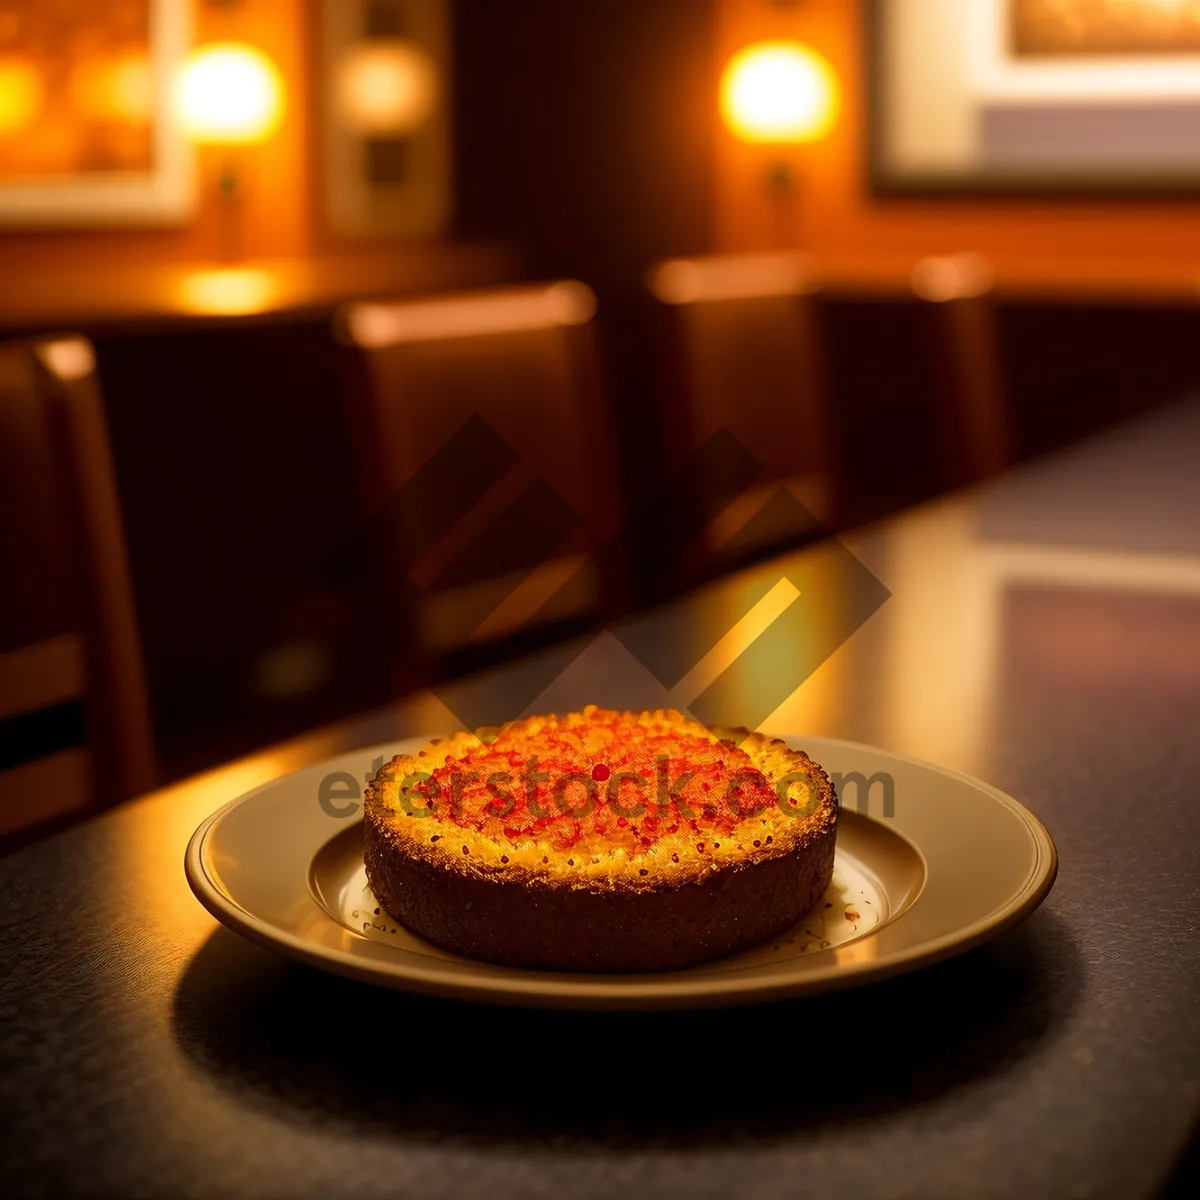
[649,253,812,305]
[344,282,596,348]
[336,39,438,135]
[178,268,279,315]
[71,55,154,122]
[0,57,41,135]
[911,254,995,303]
[720,41,838,144]
[177,43,284,145]
[35,338,96,382]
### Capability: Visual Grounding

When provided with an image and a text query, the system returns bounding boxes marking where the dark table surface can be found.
[3,400,1200,1200]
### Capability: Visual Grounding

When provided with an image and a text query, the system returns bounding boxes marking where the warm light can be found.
[344,282,597,348]
[911,254,995,303]
[336,39,438,134]
[544,280,598,325]
[176,44,284,145]
[833,939,881,967]
[71,55,154,123]
[671,579,802,703]
[648,253,812,305]
[720,41,838,144]
[0,57,41,136]
[178,268,279,315]
[35,338,96,382]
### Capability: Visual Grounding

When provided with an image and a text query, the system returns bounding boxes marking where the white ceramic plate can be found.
[185,736,1057,1009]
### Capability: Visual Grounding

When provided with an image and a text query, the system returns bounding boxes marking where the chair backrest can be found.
[911,253,1011,486]
[993,293,1199,462]
[0,337,154,838]
[338,282,620,680]
[815,256,1010,529]
[647,253,834,581]
[649,251,1012,546]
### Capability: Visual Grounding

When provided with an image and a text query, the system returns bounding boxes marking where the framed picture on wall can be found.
[0,0,193,226]
[869,0,1200,192]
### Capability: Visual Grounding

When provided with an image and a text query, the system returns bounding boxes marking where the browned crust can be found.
[363,709,838,971]
[364,817,836,972]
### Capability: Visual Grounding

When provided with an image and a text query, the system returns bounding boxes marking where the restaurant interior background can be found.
[5,0,1200,842]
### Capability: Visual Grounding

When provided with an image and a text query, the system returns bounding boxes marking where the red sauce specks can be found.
[421,713,777,851]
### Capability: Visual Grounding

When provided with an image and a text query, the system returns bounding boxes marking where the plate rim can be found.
[184,735,1058,1009]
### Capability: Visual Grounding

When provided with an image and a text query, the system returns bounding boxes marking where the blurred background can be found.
[5,0,1200,840]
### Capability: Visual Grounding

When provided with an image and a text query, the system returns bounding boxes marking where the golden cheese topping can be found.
[366,707,835,890]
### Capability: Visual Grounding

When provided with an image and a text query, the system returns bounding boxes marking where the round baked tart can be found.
[363,707,837,972]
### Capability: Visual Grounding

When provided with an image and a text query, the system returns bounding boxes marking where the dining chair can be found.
[646,252,835,584]
[816,255,1011,529]
[910,253,1011,485]
[993,293,1200,462]
[0,337,155,839]
[336,281,622,685]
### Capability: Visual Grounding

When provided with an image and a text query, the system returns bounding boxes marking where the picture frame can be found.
[868,0,1200,194]
[0,0,194,227]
